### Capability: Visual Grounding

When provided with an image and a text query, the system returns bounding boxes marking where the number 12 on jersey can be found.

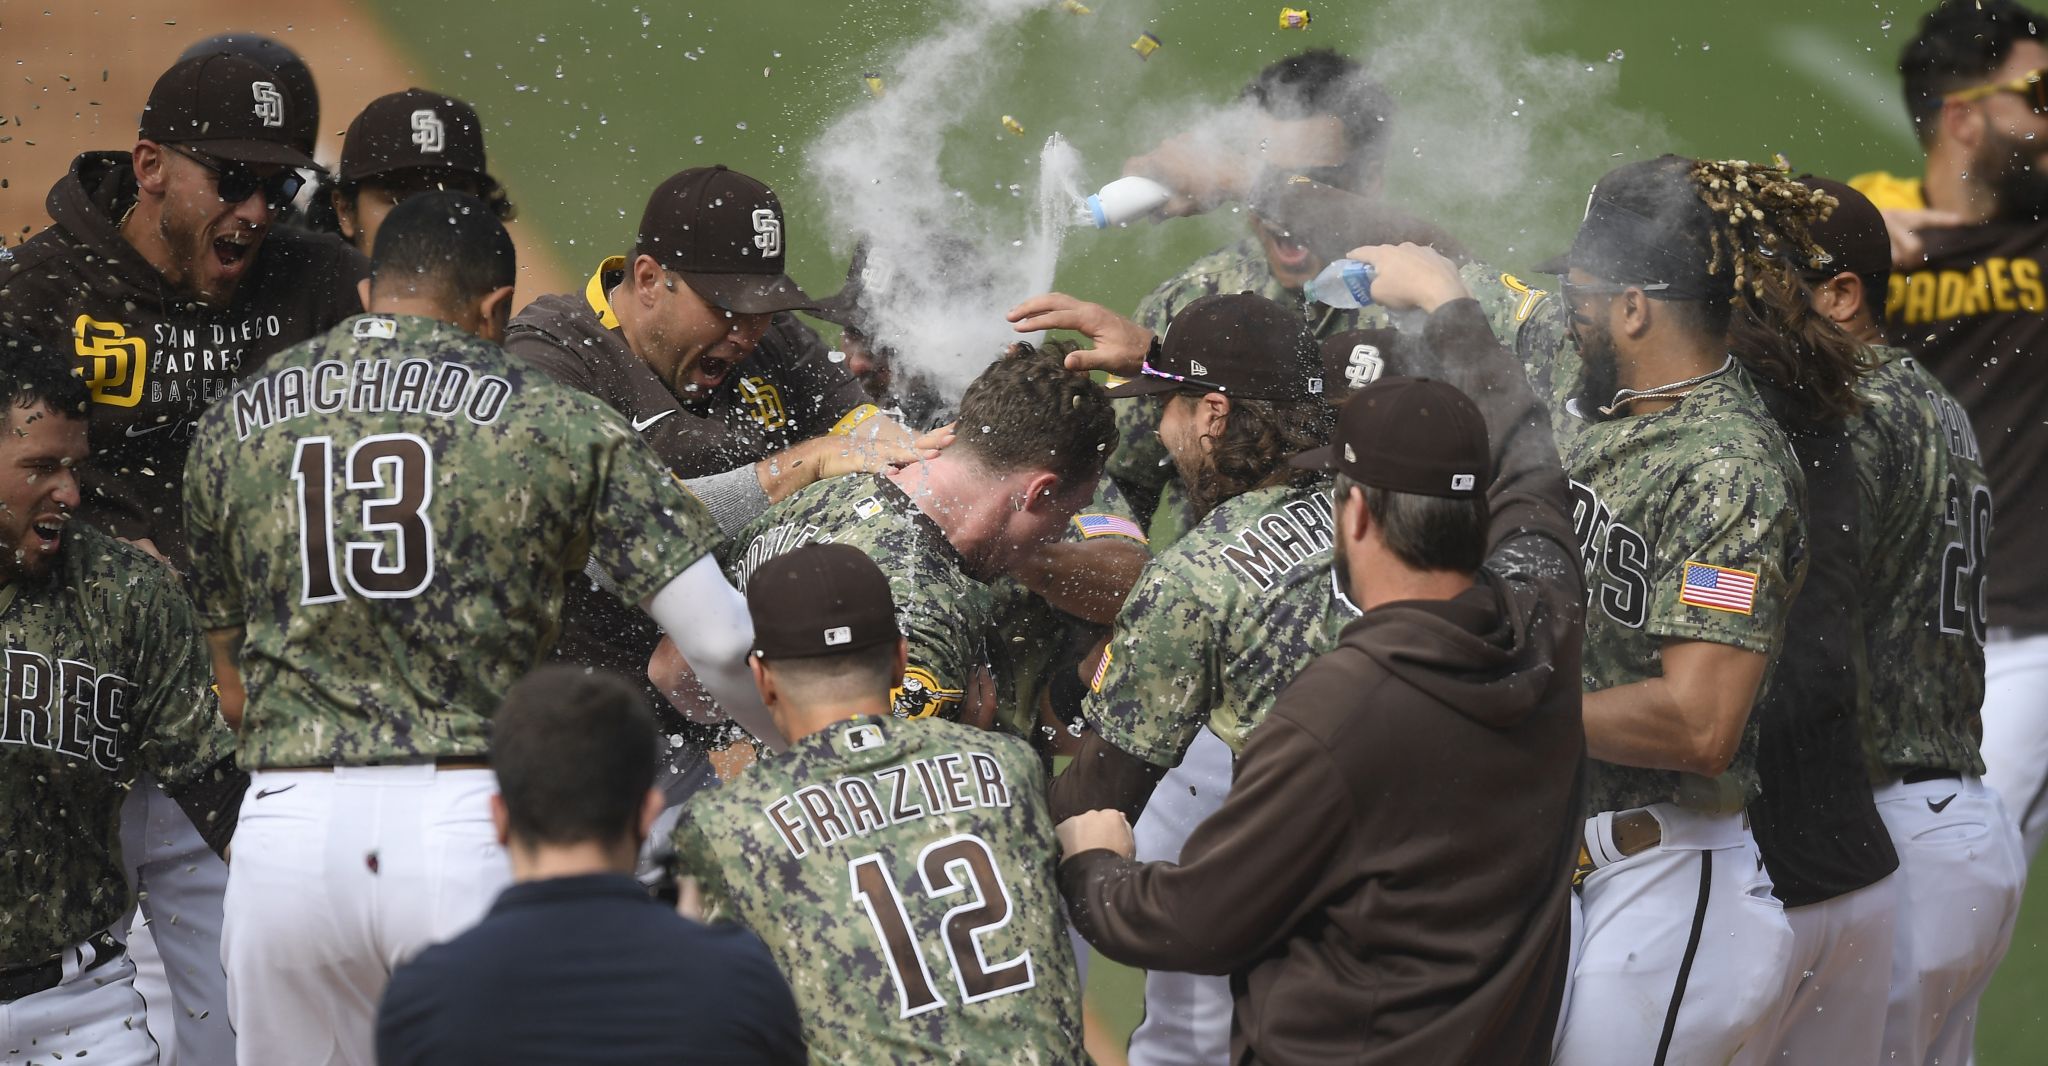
[292,433,438,604]
[849,833,1036,1018]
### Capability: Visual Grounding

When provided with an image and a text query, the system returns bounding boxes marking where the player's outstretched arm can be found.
[642,556,789,752]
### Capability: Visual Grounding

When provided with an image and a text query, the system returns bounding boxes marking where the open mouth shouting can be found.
[27,513,67,557]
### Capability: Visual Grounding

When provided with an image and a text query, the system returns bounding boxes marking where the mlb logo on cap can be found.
[824,626,852,647]
[1452,474,1477,491]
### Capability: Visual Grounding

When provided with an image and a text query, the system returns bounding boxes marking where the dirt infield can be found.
[0,0,570,300]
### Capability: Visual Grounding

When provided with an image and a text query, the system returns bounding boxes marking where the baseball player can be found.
[1522,157,1824,1064]
[675,347,1114,737]
[0,330,245,1066]
[1801,176,2026,1064]
[671,542,1085,1063]
[180,191,773,1066]
[330,89,514,255]
[0,48,362,1066]
[1850,0,2048,864]
[508,165,916,789]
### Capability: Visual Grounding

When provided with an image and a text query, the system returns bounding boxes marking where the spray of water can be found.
[808,0,1090,400]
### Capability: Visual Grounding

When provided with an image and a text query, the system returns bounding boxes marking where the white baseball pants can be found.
[221,765,510,1066]
[1551,806,1794,1066]
[1874,774,2025,1065]
[0,934,157,1066]
[1126,728,1235,1066]
[1743,873,1897,1064]
[1980,629,2048,862]
[122,777,234,1066]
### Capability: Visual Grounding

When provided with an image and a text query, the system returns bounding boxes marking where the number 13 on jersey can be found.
[291,433,438,603]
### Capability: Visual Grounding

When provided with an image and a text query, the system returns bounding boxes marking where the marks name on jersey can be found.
[763,749,1015,860]
[1214,493,1335,592]
[232,357,512,440]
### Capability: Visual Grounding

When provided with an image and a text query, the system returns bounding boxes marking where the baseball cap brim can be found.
[1532,251,1570,275]
[1287,443,1338,471]
[680,271,816,315]
[1101,374,1185,399]
[187,137,317,170]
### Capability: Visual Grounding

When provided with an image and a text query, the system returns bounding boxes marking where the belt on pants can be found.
[0,931,123,1003]
[1574,809,1663,886]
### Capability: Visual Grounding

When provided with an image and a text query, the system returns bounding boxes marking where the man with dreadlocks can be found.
[1526,156,1829,1064]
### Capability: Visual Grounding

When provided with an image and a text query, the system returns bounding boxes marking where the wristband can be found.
[829,403,883,436]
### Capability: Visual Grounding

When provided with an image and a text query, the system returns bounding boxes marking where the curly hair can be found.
[952,345,1117,485]
[1182,393,1336,518]
[1687,159,1870,424]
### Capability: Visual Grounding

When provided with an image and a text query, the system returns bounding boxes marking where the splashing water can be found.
[807,0,1087,400]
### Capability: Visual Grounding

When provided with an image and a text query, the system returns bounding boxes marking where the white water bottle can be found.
[1080,176,1173,228]
[1307,259,1376,308]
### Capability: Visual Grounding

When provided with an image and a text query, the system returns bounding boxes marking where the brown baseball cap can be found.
[339,89,498,192]
[747,543,902,660]
[1290,376,1490,498]
[635,165,815,315]
[138,53,315,169]
[1797,174,1891,298]
[1104,292,1324,402]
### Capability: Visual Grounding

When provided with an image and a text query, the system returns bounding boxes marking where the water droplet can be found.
[1880,18,1893,29]
[736,121,748,130]
[1606,49,1625,62]
[536,33,548,43]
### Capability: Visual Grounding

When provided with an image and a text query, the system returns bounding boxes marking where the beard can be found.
[1570,316,1623,419]
[1979,128,2048,222]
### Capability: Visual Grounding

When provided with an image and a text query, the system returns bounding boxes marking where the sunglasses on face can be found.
[1946,68,2048,113]
[167,146,305,210]
[1558,277,1670,325]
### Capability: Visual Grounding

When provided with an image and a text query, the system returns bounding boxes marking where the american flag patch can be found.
[1679,561,1758,615]
[1091,648,1113,692]
[1074,513,1147,542]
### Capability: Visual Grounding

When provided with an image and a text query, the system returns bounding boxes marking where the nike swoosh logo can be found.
[125,421,176,438]
[1928,793,1957,814]
[254,784,298,800]
[630,410,675,432]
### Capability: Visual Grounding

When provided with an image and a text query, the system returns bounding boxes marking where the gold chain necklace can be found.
[1599,355,1736,416]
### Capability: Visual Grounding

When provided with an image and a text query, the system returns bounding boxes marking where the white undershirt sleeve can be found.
[642,555,788,752]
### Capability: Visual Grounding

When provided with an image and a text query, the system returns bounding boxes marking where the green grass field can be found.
[361,0,2047,1056]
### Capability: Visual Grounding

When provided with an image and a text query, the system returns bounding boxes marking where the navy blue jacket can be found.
[377,873,804,1065]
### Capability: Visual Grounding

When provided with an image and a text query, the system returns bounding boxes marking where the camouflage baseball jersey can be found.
[671,715,1084,1064]
[1559,365,1806,814]
[182,313,720,769]
[1,524,240,963]
[720,473,992,724]
[985,479,1148,741]
[1087,479,1353,766]
[1852,346,1989,777]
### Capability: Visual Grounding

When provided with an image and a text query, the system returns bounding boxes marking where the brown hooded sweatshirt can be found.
[1061,299,1586,1065]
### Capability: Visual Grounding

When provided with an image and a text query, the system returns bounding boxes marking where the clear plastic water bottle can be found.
[1307,259,1376,308]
